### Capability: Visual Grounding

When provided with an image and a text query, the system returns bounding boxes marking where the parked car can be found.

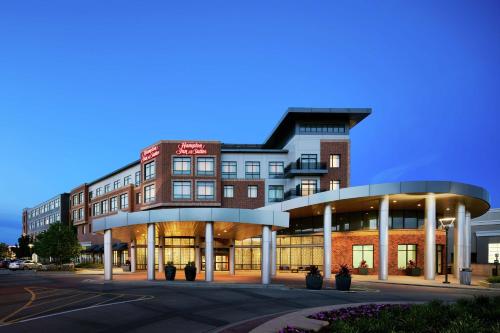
[21,260,42,270]
[0,259,11,269]
[8,260,22,270]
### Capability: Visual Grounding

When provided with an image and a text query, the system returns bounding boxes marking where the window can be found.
[173,181,191,200]
[197,157,215,176]
[102,200,108,214]
[113,180,121,190]
[398,244,417,269]
[268,185,284,202]
[329,180,340,190]
[223,185,234,198]
[78,208,84,220]
[173,157,191,175]
[245,161,260,179]
[136,192,142,204]
[72,195,78,206]
[55,198,60,208]
[49,201,54,210]
[96,188,102,197]
[120,193,129,209]
[352,245,374,268]
[248,185,258,198]
[124,175,132,186]
[93,203,101,216]
[78,192,83,204]
[89,191,93,200]
[196,181,215,200]
[135,171,141,186]
[144,184,156,203]
[110,197,117,211]
[144,161,156,180]
[301,179,317,196]
[298,123,345,134]
[104,184,111,193]
[488,243,500,263]
[222,161,237,179]
[300,154,317,169]
[329,154,340,168]
[72,210,77,221]
[269,162,284,178]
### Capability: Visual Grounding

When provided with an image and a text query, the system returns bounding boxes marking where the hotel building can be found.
[22,108,490,283]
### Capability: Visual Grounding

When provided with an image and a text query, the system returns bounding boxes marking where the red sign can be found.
[141,145,160,162]
[176,142,207,155]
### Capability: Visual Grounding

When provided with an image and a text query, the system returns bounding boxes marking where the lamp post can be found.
[439,217,455,284]
[28,243,34,256]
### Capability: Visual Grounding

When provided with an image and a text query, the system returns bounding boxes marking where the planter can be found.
[335,275,351,291]
[184,265,197,281]
[122,264,131,272]
[306,274,323,290]
[165,265,177,280]
[358,267,369,275]
[405,267,421,276]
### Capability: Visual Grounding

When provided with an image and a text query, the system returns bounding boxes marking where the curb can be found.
[104,280,290,289]
[359,279,499,291]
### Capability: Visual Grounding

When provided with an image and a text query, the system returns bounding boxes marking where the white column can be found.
[424,194,436,280]
[229,239,235,276]
[261,225,271,285]
[147,223,155,281]
[205,222,214,282]
[195,236,201,274]
[465,211,471,268]
[104,229,113,281]
[271,231,277,277]
[130,239,136,273]
[158,234,164,273]
[378,195,389,280]
[454,202,466,277]
[323,204,332,279]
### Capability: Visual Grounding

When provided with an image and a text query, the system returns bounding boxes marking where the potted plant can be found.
[335,264,352,291]
[165,261,176,281]
[305,265,323,290]
[358,260,369,275]
[184,261,197,281]
[405,260,421,276]
[122,259,131,272]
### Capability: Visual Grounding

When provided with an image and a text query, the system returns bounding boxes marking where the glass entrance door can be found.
[202,248,229,271]
[436,244,443,274]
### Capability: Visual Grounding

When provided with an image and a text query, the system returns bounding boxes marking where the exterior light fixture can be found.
[417,204,421,207]
[439,217,456,284]
[370,206,374,209]
[393,200,397,203]
[223,230,227,233]
[446,208,450,211]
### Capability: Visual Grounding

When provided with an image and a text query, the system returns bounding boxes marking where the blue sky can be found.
[1,1,499,244]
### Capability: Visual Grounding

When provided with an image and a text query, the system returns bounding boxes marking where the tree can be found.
[13,235,32,258]
[34,222,81,264]
[0,242,10,258]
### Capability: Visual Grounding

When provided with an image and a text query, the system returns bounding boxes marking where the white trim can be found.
[471,220,500,226]
[475,230,500,237]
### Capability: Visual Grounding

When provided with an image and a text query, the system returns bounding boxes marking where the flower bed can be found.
[279,296,500,333]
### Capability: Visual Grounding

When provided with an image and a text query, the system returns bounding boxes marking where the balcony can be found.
[284,160,328,178]
[284,185,328,200]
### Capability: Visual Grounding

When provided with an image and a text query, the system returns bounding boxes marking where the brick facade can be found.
[221,179,265,209]
[320,140,350,189]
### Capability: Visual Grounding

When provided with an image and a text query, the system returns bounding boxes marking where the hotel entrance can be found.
[202,248,229,271]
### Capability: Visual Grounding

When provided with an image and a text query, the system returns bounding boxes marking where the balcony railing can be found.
[284,186,328,200]
[284,160,328,177]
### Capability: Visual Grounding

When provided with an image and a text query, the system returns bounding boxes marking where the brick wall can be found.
[320,140,350,189]
[221,179,265,209]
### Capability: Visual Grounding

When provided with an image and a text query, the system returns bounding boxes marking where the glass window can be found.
[72,210,77,221]
[353,245,374,268]
[329,154,340,168]
[72,195,78,206]
[196,181,215,200]
[144,184,156,203]
[120,193,129,209]
[173,181,191,200]
[245,161,260,179]
[248,185,258,198]
[268,185,284,202]
[391,211,404,229]
[173,157,191,175]
[221,161,237,179]
[113,180,121,189]
[298,123,345,134]
[300,154,317,169]
[78,208,84,220]
[197,157,215,176]
[78,193,83,204]
[488,243,500,263]
[397,244,417,269]
[93,203,100,216]
[110,197,117,211]
[329,180,340,190]
[224,185,234,198]
[96,187,102,196]
[404,210,418,229]
[301,179,317,196]
[124,175,132,186]
[269,162,284,178]
[144,161,156,180]
[55,198,61,208]
[104,184,111,193]
[89,191,93,200]
[136,192,142,204]
[135,171,141,186]
[102,200,108,214]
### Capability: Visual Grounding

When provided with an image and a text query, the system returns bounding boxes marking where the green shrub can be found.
[75,262,104,269]
[487,276,500,283]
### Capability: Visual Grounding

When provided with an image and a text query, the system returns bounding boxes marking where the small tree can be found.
[13,235,32,258]
[34,222,81,264]
[0,242,10,258]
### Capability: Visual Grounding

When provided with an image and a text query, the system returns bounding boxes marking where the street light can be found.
[28,243,34,257]
[439,217,455,284]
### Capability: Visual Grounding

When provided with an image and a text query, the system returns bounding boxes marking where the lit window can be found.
[329,154,340,168]
[197,157,215,176]
[397,244,417,269]
[173,181,191,200]
[196,181,215,200]
[329,180,340,190]
[223,185,234,198]
[352,245,374,268]
[173,157,191,175]
[248,185,258,198]
[144,161,156,180]
[144,184,156,203]
[488,243,500,263]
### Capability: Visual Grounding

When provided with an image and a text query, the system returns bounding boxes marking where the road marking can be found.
[0,287,36,324]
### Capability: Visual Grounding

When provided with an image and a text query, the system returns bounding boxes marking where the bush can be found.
[75,262,104,269]
[487,276,500,283]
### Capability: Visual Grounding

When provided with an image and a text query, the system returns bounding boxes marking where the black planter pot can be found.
[406,267,421,276]
[184,266,197,281]
[335,275,351,291]
[358,267,369,275]
[306,274,323,290]
[165,265,176,280]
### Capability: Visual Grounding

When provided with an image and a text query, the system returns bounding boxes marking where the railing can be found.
[283,186,328,200]
[284,161,327,175]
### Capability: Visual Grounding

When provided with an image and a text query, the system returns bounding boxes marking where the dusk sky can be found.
[1,1,499,245]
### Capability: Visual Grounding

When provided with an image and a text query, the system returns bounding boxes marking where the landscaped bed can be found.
[280,296,500,333]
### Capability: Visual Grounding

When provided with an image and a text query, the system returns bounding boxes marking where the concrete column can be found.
[195,236,201,274]
[261,225,271,285]
[271,231,277,277]
[454,202,466,277]
[104,229,112,281]
[323,204,332,279]
[147,223,155,281]
[158,235,164,273]
[229,239,235,275]
[205,222,214,282]
[378,195,389,280]
[465,211,472,268]
[424,194,436,280]
[130,239,136,273]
